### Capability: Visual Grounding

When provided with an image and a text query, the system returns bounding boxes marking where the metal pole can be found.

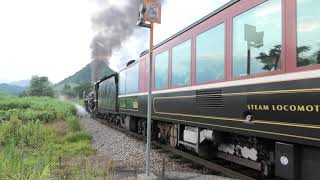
[146,22,154,176]
[247,45,251,75]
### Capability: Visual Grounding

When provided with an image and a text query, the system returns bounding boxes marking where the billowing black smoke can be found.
[90,0,164,81]
[90,0,143,63]
[90,0,164,64]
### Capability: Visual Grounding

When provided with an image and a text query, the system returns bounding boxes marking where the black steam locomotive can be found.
[85,0,320,179]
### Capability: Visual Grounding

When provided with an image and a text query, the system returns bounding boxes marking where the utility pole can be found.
[137,0,161,176]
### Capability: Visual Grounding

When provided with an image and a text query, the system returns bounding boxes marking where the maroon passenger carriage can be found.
[90,0,320,179]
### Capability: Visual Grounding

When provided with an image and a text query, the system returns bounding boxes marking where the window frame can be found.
[119,69,126,95]
[194,21,227,85]
[285,0,320,72]
[148,0,316,89]
[171,39,193,88]
[229,0,286,80]
[124,62,139,94]
[154,50,170,90]
[139,58,146,92]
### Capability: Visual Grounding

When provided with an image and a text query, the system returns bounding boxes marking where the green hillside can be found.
[55,60,114,91]
[0,83,26,95]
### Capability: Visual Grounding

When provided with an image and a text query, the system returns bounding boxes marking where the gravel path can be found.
[77,107,235,180]
[80,116,202,172]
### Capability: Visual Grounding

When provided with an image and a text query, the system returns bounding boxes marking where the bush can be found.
[0,117,54,179]
[0,94,77,122]
[66,116,81,132]
[0,93,99,179]
[65,131,91,143]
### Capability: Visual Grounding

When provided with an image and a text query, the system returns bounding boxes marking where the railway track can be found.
[94,117,259,180]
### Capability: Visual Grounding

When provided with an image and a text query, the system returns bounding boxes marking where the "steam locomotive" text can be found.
[247,104,320,112]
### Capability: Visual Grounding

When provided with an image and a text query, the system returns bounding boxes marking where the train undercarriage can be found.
[94,112,275,177]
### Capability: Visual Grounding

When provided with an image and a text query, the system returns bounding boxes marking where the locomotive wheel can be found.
[169,125,178,148]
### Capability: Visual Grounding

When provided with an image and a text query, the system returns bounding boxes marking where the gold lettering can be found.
[246,104,320,112]
[297,105,305,112]
[277,105,283,111]
[289,105,297,111]
[306,105,314,112]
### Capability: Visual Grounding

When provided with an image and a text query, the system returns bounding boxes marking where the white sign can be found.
[244,24,264,48]
[145,3,161,24]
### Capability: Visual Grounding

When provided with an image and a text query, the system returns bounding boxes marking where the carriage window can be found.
[297,0,320,67]
[119,70,126,95]
[233,0,282,77]
[119,98,126,108]
[172,40,191,87]
[155,51,169,89]
[196,23,225,83]
[125,63,139,94]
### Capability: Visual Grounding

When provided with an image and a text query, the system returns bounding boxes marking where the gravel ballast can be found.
[79,113,235,180]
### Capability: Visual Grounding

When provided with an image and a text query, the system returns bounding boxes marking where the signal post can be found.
[137,0,161,178]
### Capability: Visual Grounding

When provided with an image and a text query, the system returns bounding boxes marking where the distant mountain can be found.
[0,83,26,95]
[55,60,114,91]
[10,79,30,87]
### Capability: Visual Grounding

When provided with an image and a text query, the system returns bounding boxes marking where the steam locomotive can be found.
[85,0,320,179]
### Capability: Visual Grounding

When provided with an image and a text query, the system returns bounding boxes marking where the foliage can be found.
[0,94,112,179]
[297,46,312,66]
[0,94,76,123]
[65,130,91,143]
[73,82,93,99]
[57,60,114,85]
[66,115,81,132]
[61,82,93,99]
[52,83,78,93]
[69,98,85,106]
[53,60,113,99]
[62,84,76,98]
[24,76,54,97]
[256,45,320,70]
[256,45,281,71]
[296,46,320,66]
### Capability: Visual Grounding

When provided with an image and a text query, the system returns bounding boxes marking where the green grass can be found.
[0,93,114,179]
[68,98,85,106]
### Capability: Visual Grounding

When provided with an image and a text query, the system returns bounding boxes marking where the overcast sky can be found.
[0,0,230,83]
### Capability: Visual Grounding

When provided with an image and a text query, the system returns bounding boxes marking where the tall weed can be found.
[0,94,104,179]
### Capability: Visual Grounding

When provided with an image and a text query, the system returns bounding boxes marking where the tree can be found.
[314,49,320,64]
[73,82,93,99]
[297,46,312,66]
[62,84,76,98]
[256,45,282,71]
[256,45,317,69]
[19,90,28,97]
[27,76,54,97]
